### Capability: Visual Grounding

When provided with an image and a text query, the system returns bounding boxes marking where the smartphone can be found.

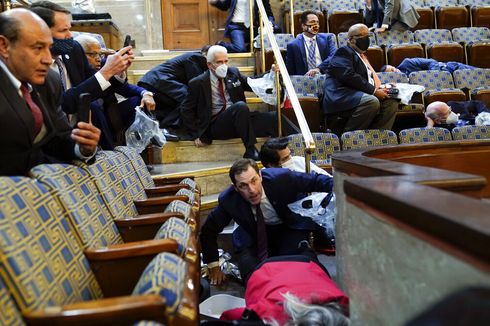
[123,34,132,47]
[77,93,92,124]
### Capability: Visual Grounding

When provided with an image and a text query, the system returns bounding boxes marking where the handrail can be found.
[289,0,294,36]
[255,0,315,157]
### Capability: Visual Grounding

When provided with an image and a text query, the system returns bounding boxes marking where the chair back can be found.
[451,125,490,139]
[399,127,452,143]
[341,130,398,150]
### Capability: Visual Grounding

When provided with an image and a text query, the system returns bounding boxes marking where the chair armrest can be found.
[145,184,189,197]
[23,294,166,326]
[84,239,180,297]
[152,176,195,186]
[134,195,189,214]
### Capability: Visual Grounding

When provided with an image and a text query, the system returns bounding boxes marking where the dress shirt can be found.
[281,156,332,177]
[355,51,375,88]
[232,0,250,26]
[210,71,231,115]
[251,187,282,225]
[50,55,111,91]
[303,34,322,68]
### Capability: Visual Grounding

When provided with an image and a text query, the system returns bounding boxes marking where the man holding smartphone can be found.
[0,9,100,176]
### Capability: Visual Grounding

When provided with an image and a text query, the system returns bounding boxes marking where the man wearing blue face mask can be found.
[321,23,398,133]
[180,45,289,160]
[30,1,133,118]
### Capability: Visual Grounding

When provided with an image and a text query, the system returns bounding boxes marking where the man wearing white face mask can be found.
[285,11,337,76]
[425,101,459,128]
[180,45,287,160]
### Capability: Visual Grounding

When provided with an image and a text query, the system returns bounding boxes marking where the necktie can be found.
[255,204,268,261]
[360,53,381,88]
[218,79,227,110]
[20,83,44,137]
[54,56,67,91]
[307,38,317,70]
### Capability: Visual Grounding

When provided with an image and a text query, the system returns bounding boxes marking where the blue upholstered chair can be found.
[451,125,490,140]
[341,130,398,150]
[399,127,452,143]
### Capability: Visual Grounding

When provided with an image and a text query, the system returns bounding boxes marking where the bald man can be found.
[322,24,398,133]
[0,9,100,175]
[425,101,459,127]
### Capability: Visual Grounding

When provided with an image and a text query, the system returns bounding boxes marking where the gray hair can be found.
[206,44,227,63]
[278,292,350,326]
[73,34,100,51]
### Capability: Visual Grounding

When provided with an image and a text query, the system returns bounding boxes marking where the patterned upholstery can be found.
[132,252,187,317]
[451,125,490,139]
[399,127,452,143]
[377,71,409,84]
[154,218,192,256]
[0,276,24,326]
[453,68,490,90]
[375,30,415,47]
[399,103,425,113]
[337,31,376,46]
[0,177,102,312]
[414,29,454,45]
[115,146,155,189]
[284,0,321,12]
[341,130,399,150]
[322,0,360,11]
[289,75,321,98]
[179,178,198,192]
[29,164,123,249]
[254,33,294,50]
[287,133,341,165]
[412,0,428,7]
[408,70,457,92]
[452,27,490,44]
[71,31,107,48]
[164,200,193,223]
[433,0,459,5]
[75,158,140,220]
[175,188,197,206]
[317,74,326,97]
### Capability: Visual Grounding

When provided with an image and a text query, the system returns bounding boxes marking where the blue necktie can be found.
[307,38,317,70]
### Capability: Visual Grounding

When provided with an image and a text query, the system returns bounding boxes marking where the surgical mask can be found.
[281,158,294,170]
[214,64,228,79]
[306,24,320,35]
[444,111,459,124]
[355,36,370,52]
[51,37,75,55]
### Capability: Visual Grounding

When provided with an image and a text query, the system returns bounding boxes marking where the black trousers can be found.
[210,101,296,149]
[138,82,182,127]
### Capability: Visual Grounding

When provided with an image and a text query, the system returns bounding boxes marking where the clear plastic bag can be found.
[125,107,166,153]
[247,70,277,105]
[288,192,337,243]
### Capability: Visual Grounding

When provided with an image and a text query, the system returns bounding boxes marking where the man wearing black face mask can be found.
[285,11,337,76]
[322,23,398,133]
[30,1,133,117]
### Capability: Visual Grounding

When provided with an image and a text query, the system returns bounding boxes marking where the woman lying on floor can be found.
[209,246,349,326]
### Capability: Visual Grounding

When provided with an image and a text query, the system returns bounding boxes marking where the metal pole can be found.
[260,18,266,73]
[290,0,294,36]
[249,0,254,54]
[275,66,282,137]
[304,147,312,174]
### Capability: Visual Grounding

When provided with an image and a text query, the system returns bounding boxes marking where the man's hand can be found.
[141,93,156,111]
[374,88,389,100]
[209,266,226,285]
[305,68,320,76]
[194,138,207,148]
[71,122,100,156]
[99,46,135,80]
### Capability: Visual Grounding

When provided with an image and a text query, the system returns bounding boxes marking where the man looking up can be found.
[322,23,398,133]
[0,9,100,175]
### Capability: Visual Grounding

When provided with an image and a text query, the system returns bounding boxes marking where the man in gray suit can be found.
[376,0,420,32]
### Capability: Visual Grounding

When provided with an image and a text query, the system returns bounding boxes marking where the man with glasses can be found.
[322,23,398,133]
[200,158,333,285]
[285,10,337,76]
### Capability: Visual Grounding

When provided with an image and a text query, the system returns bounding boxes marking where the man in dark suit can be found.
[0,9,100,176]
[30,1,133,116]
[285,11,337,76]
[138,46,209,128]
[381,58,476,75]
[322,24,398,132]
[375,0,420,32]
[180,45,284,160]
[210,0,279,53]
[201,159,333,285]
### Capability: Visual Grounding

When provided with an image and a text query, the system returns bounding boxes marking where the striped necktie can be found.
[307,38,317,70]
[54,56,67,91]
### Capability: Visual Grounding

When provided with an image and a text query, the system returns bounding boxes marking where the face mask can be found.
[281,158,294,170]
[444,111,459,124]
[51,37,75,55]
[214,64,228,79]
[307,24,319,35]
[355,36,370,52]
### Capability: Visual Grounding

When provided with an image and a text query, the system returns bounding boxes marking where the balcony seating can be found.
[399,127,452,143]
[341,129,398,150]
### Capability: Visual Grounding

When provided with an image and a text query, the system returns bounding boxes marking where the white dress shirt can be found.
[303,34,322,68]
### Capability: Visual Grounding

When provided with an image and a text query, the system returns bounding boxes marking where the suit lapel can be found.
[203,71,212,110]
[298,34,308,69]
[317,35,327,60]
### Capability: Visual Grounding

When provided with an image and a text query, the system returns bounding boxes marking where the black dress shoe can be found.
[243,147,260,161]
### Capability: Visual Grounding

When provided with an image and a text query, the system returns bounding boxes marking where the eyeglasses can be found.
[85,52,103,59]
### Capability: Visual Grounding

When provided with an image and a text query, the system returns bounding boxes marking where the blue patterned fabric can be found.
[287,132,341,164]
[29,164,124,249]
[322,0,361,11]
[399,127,452,143]
[284,0,321,12]
[408,70,456,90]
[399,103,425,112]
[132,252,187,316]
[317,74,326,97]
[0,177,102,312]
[164,200,193,223]
[0,276,24,326]
[453,68,490,89]
[175,188,198,206]
[412,0,428,7]
[341,130,399,150]
[434,0,459,5]
[377,71,409,84]
[115,146,155,189]
[254,33,294,50]
[289,75,321,98]
[414,29,454,45]
[154,218,192,256]
[452,27,490,44]
[451,125,490,139]
[375,30,415,47]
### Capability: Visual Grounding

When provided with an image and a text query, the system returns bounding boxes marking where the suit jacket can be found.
[200,168,334,264]
[0,69,76,176]
[180,67,251,140]
[61,41,121,114]
[285,33,337,75]
[379,0,420,29]
[322,45,376,114]
[212,0,275,37]
[138,51,207,102]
